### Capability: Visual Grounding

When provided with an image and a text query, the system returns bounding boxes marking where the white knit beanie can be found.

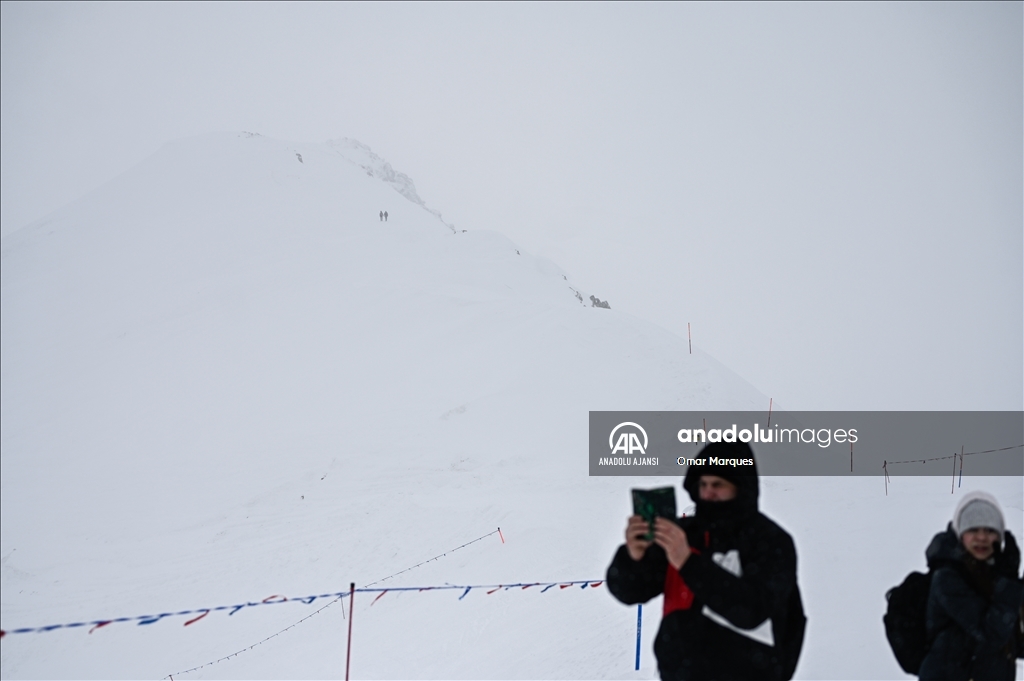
[953,491,1005,544]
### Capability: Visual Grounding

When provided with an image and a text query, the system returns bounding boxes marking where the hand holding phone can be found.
[625,515,652,561]
[632,487,677,539]
[624,487,677,561]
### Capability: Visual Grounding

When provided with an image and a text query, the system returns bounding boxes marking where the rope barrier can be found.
[1,591,349,637]
[156,528,503,677]
[1,579,604,640]
[883,443,1023,466]
[160,580,606,678]
[881,443,1022,496]
[11,576,607,680]
[165,591,350,677]
[1,529,499,641]
[363,528,500,588]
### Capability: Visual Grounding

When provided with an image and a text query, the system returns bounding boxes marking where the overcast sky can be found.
[2,2,1021,411]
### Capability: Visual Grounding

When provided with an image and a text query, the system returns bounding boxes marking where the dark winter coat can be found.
[607,453,800,681]
[918,525,1023,681]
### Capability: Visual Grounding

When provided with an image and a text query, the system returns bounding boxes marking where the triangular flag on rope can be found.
[184,611,209,627]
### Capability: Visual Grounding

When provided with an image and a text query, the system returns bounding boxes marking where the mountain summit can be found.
[1,131,767,678]
[326,137,457,233]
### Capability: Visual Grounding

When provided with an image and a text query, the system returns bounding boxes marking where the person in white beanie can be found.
[954,492,1007,564]
[918,491,1023,681]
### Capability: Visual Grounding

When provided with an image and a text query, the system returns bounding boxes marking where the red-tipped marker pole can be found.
[498,527,505,544]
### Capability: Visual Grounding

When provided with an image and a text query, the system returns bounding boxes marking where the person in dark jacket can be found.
[606,442,803,681]
[918,491,1023,681]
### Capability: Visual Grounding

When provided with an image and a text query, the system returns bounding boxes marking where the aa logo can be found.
[609,422,648,455]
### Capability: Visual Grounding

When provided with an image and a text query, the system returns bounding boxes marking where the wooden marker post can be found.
[346,583,355,681]
[951,453,957,494]
[958,446,964,488]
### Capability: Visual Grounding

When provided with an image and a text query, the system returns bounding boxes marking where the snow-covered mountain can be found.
[325,137,457,233]
[1,132,1020,680]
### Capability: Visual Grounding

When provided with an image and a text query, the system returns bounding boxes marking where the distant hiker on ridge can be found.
[379,211,383,222]
[384,211,389,222]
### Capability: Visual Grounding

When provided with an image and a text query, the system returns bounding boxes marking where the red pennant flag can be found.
[184,611,209,626]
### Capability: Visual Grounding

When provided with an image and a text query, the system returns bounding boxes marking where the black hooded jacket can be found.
[606,444,802,681]
[918,524,1023,681]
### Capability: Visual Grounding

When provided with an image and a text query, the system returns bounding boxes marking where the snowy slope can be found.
[1,133,1021,680]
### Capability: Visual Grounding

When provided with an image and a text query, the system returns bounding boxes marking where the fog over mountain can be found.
[3,133,1020,680]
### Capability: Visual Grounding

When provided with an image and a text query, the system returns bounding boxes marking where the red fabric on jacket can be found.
[663,564,694,615]
[663,544,702,616]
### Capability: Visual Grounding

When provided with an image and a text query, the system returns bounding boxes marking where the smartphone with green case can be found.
[631,487,677,540]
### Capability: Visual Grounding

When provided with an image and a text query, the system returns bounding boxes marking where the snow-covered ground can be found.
[2,133,1021,679]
